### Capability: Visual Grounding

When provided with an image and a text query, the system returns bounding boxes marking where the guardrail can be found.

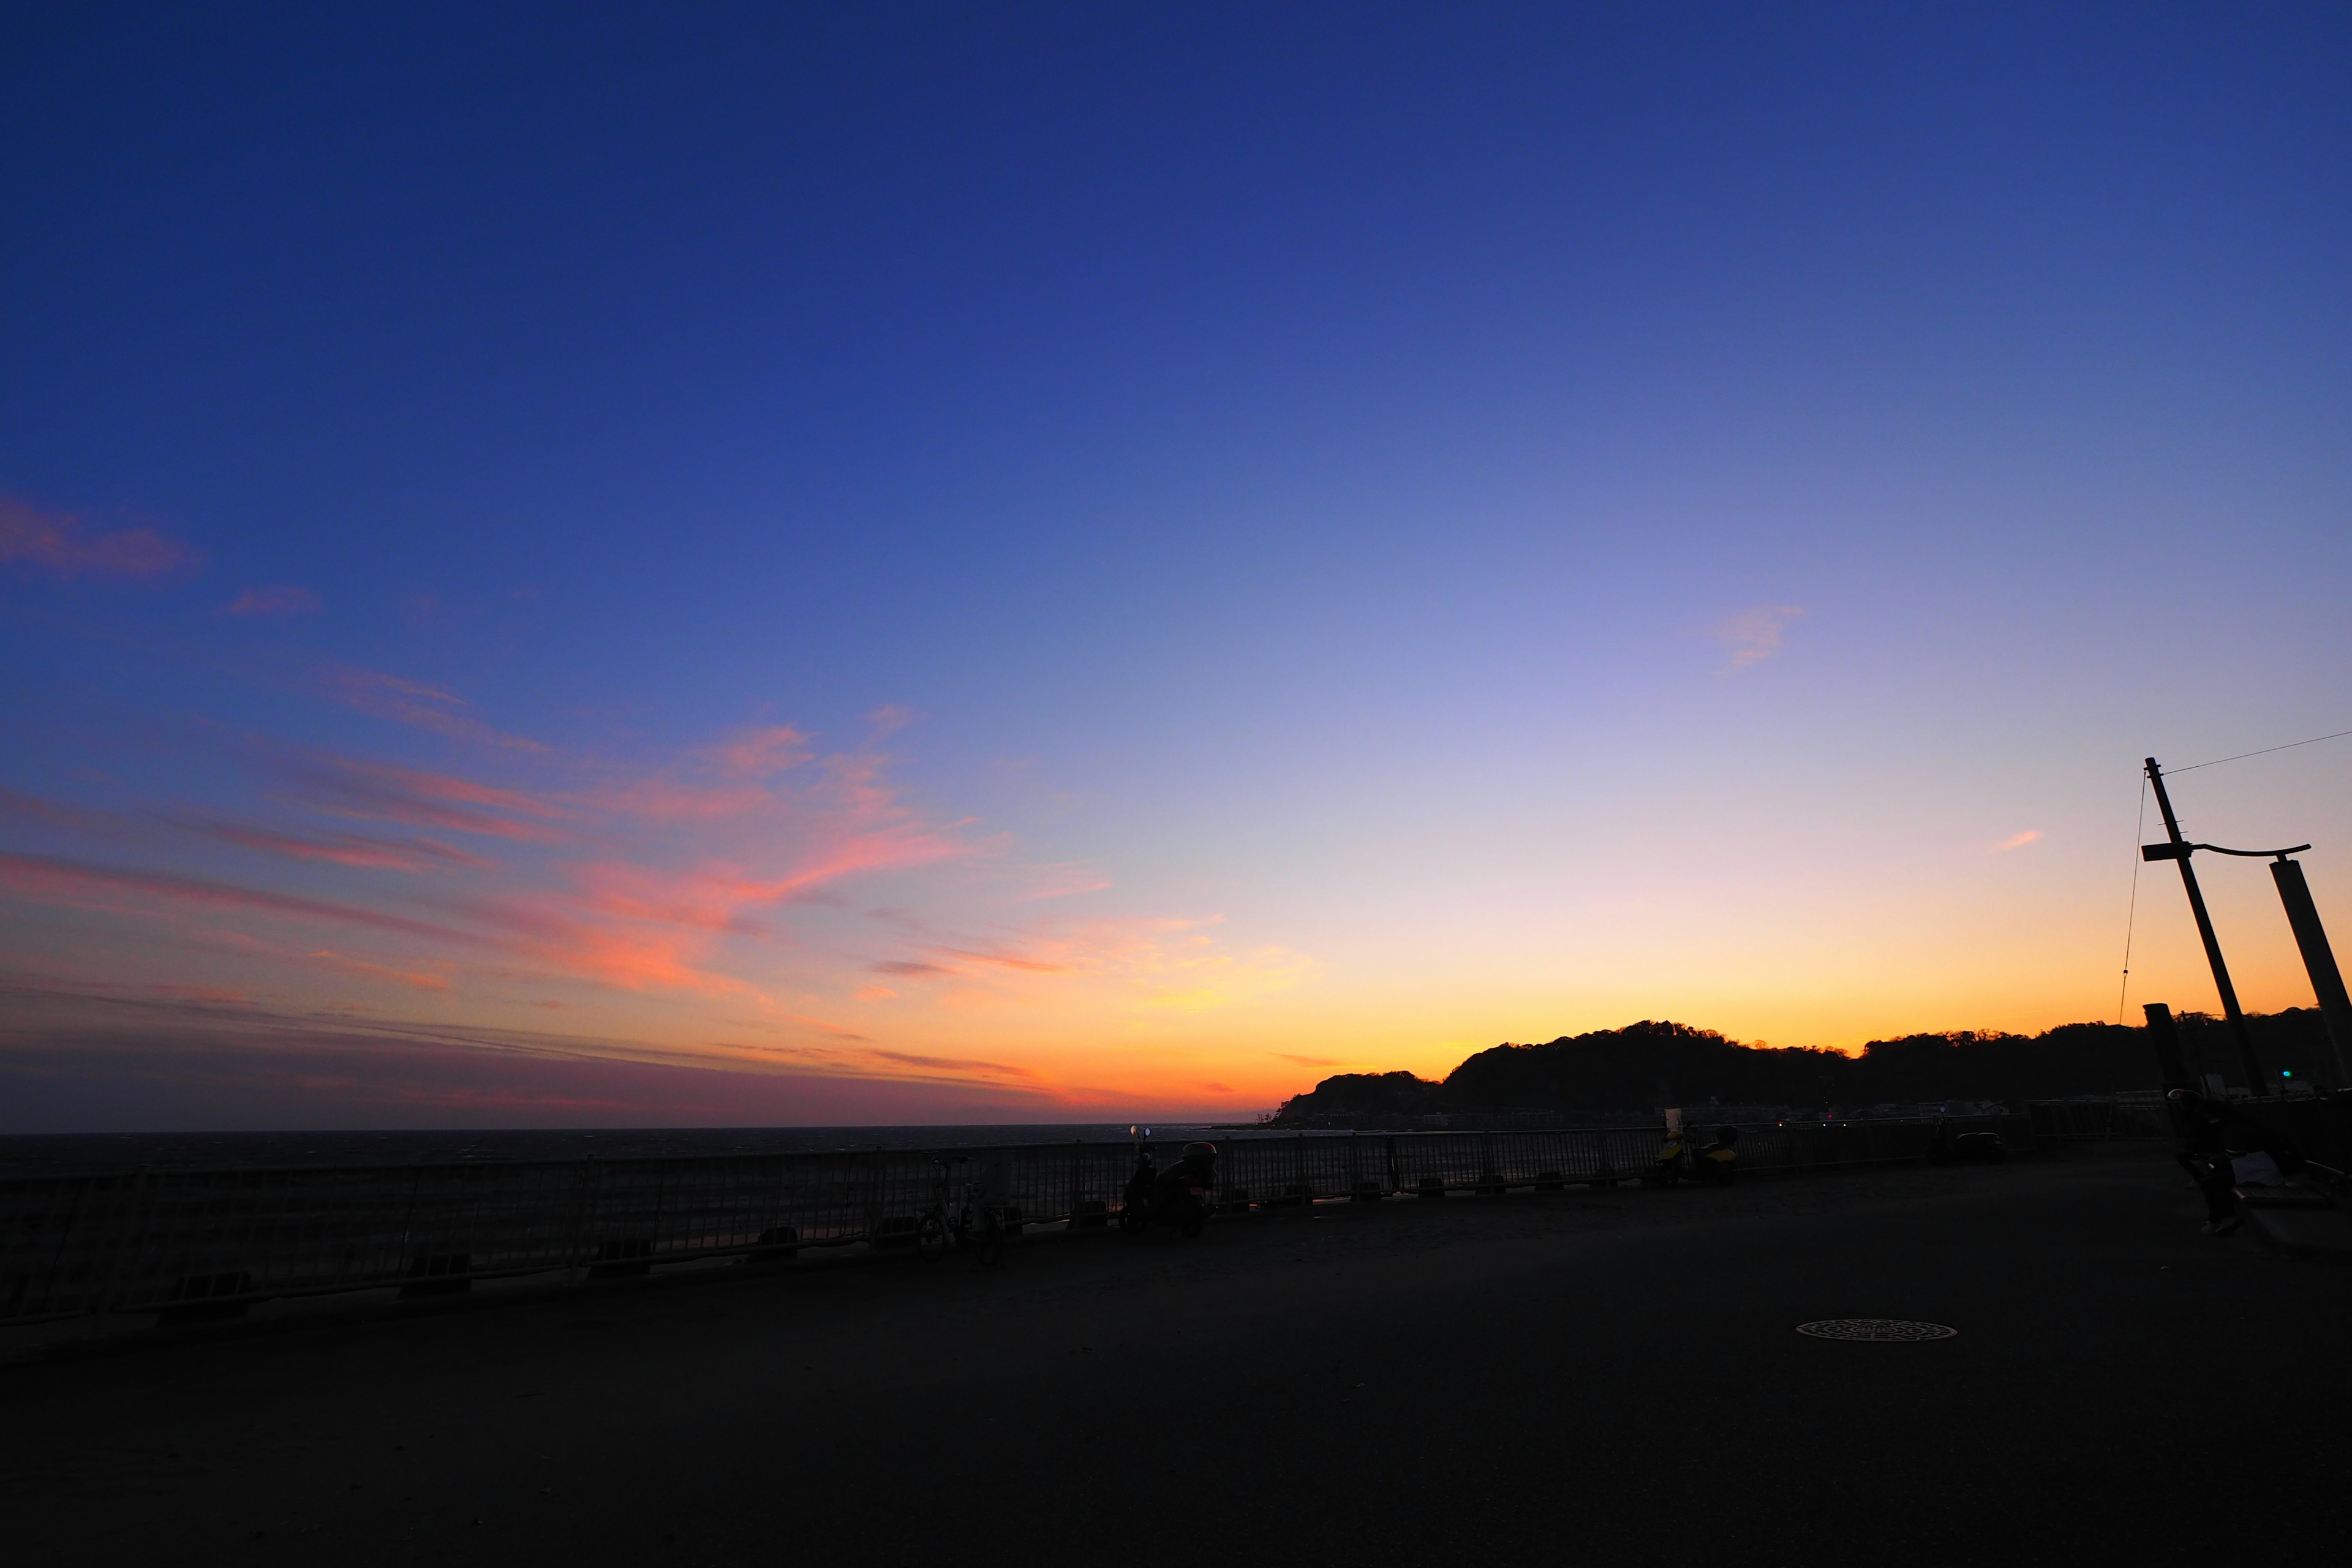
[1,1114,2034,1332]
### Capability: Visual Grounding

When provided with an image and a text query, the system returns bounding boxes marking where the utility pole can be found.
[2269,856,2352,1085]
[2142,757,2269,1094]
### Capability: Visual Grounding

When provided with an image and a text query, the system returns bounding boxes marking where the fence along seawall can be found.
[2,1105,2152,1333]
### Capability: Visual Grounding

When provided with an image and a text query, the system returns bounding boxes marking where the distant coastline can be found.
[1267,1012,2338,1127]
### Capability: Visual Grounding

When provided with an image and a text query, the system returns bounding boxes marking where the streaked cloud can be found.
[871,915,1318,1014]
[0,850,490,946]
[0,492,202,579]
[225,584,320,616]
[866,1048,1041,1080]
[0,984,1080,1126]
[1998,829,2042,850]
[317,665,547,752]
[263,750,571,841]
[1016,862,1114,900]
[175,818,494,871]
[0,786,136,839]
[1714,605,1804,669]
[305,949,453,991]
[707,724,810,778]
[1,700,1310,1108]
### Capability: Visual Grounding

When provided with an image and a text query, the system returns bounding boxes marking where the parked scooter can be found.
[1120,1138,1218,1238]
[1645,1126,1687,1186]
[1692,1125,1739,1183]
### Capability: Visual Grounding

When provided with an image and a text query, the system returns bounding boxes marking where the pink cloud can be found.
[0,988,1081,1129]
[1714,605,1804,670]
[225,584,320,616]
[6,709,1160,1030]
[865,1047,1040,1080]
[304,950,453,992]
[931,946,1072,974]
[572,862,774,934]
[415,889,755,997]
[0,786,134,838]
[146,983,259,1006]
[269,751,571,842]
[595,777,775,821]
[708,724,811,778]
[0,850,490,946]
[1017,862,1114,900]
[0,493,202,579]
[316,665,546,752]
[177,818,494,871]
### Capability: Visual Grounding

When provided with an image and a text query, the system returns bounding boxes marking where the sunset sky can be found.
[4,4,2349,1129]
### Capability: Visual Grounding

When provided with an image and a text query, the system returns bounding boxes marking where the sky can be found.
[3,2,2350,1130]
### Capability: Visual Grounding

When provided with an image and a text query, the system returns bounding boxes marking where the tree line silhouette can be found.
[1267,1011,2339,1125]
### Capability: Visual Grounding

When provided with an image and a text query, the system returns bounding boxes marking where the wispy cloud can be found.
[1016,862,1114,900]
[263,750,571,842]
[1714,605,1804,670]
[931,945,1072,974]
[174,818,494,872]
[3,699,1311,1105]
[0,492,203,579]
[0,984,1081,1122]
[866,1048,1040,1080]
[225,584,320,616]
[707,724,810,778]
[870,915,1317,1013]
[317,665,546,752]
[0,850,491,946]
[1997,829,2041,850]
[304,950,453,991]
[0,786,137,839]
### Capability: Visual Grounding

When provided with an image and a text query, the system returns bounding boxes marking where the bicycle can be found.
[916,1156,1005,1268]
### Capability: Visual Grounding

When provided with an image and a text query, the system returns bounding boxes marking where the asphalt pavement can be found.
[4,1144,2344,1567]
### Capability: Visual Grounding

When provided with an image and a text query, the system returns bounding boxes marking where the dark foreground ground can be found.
[4,1146,2345,1567]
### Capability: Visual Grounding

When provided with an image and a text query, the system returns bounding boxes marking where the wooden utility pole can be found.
[2143,758,2269,1094]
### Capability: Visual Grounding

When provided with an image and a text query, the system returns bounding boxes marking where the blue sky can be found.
[3,3,2348,1128]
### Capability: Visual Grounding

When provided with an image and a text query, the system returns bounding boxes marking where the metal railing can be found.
[1,1114,2034,1332]
[2024,1093,2174,1142]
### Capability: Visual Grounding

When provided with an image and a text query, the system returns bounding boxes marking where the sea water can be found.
[0,1123,1310,1178]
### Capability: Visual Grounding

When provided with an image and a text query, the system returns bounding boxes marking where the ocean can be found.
[0,1123,1299,1178]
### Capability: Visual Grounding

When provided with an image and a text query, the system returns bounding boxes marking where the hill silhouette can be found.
[1267,1011,2337,1125]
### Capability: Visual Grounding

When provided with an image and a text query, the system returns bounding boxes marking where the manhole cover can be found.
[1796,1319,1956,1341]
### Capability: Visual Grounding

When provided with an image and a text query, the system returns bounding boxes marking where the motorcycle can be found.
[1120,1139,1218,1238]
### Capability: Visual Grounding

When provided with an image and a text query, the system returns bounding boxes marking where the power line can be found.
[2117,775,2146,1027]
[2172,726,2352,774]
